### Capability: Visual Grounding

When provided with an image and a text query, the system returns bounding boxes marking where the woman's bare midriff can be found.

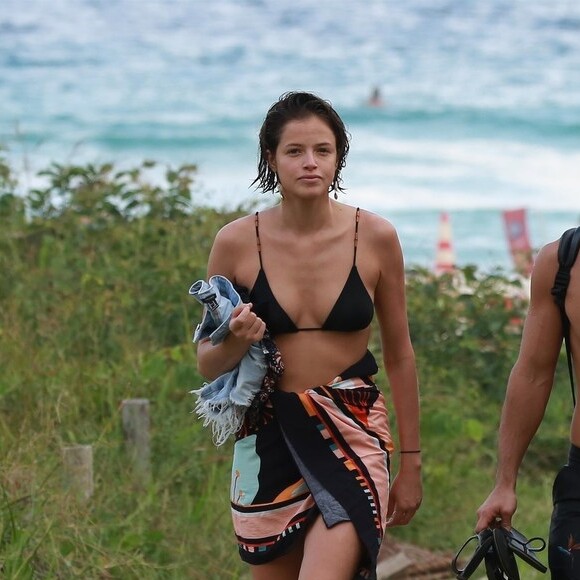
[274,328,372,392]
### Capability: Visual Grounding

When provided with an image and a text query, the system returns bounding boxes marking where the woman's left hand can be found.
[385,467,422,527]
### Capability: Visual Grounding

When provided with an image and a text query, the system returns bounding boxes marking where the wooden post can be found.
[62,444,94,501]
[121,398,151,482]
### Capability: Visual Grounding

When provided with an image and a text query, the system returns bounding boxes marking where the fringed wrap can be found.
[188,275,271,446]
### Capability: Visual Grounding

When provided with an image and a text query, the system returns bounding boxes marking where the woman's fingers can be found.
[386,504,419,527]
[230,303,266,341]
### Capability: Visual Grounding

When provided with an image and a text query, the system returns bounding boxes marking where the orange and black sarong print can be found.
[230,352,393,580]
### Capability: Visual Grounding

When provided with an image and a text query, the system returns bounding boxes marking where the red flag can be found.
[503,208,533,276]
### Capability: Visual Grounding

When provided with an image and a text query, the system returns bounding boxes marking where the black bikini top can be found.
[249,208,374,336]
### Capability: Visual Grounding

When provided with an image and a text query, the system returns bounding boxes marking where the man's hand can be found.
[475,486,517,532]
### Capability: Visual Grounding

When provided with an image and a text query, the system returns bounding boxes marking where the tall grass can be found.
[0,156,571,576]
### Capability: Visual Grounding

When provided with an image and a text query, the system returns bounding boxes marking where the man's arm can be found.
[476,242,563,531]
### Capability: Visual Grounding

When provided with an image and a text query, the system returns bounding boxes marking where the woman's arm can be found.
[196,222,265,380]
[372,217,422,526]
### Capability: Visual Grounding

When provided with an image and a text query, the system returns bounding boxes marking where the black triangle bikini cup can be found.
[249,208,374,336]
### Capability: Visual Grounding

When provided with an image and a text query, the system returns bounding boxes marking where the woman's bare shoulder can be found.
[213,213,257,247]
[208,213,259,277]
[358,208,398,244]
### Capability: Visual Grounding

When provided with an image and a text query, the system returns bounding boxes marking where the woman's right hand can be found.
[229,303,266,343]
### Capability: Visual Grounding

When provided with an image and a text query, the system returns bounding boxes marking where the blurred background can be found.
[2,0,579,269]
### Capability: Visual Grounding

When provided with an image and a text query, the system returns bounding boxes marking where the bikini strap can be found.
[254,212,263,268]
[353,207,360,265]
[256,209,358,266]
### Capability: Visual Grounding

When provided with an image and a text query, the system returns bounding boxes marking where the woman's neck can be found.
[277,198,344,233]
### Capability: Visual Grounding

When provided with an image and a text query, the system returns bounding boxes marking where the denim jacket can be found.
[188,275,268,445]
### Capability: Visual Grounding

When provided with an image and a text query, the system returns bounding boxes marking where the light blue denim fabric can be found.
[190,276,240,346]
[188,275,268,445]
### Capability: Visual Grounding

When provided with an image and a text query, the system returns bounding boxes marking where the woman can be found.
[196,91,421,580]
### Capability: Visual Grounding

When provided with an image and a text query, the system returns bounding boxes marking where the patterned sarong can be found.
[230,350,393,580]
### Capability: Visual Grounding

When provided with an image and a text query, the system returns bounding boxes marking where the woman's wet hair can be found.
[252,91,350,194]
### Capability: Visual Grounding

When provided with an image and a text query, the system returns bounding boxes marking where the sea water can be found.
[1,0,579,270]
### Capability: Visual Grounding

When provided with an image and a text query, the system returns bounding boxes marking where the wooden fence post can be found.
[121,398,151,482]
[62,444,94,501]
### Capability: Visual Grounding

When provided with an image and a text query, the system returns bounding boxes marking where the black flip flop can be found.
[484,545,509,579]
[500,527,547,574]
[451,528,495,579]
[452,526,547,580]
[492,527,520,579]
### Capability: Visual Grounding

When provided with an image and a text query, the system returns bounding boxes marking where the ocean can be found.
[2,0,579,270]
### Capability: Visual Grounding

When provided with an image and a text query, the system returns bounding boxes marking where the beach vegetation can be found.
[0,158,569,577]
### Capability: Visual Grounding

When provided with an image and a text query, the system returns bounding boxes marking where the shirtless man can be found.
[476,235,580,579]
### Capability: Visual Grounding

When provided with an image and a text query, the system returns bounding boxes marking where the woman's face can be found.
[267,115,338,200]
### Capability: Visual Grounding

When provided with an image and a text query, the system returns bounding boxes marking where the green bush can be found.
[0,158,569,576]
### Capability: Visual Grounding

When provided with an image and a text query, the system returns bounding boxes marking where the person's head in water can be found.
[368,87,384,107]
[252,91,350,195]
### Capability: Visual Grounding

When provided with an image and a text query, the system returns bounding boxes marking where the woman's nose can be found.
[303,150,317,167]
